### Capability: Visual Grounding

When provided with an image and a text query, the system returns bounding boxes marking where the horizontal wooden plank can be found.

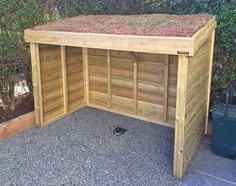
[41,77,62,92]
[66,46,82,55]
[44,107,64,124]
[112,85,133,99]
[89,103,174,128]
[68,80,84,93]
[88,48,107,56]
[67,72,83,82]
[43,98,64,113]
[90,82,107,93]
[42,87,63,103]
[25,30,195,56]
[90,91,108,103]
[66,56,83,65]
[68,99,84,111]
[41,67,62,82]
[68,88,84,102]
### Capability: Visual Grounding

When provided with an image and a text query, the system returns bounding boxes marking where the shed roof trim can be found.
[30,14,213,37]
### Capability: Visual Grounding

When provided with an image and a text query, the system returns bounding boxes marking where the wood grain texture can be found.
[174,35,212,178]
[39,44,64,125]
[66,47,84,111]
[28,17,215,178]
[83,48,89,104]
[61,46,68,113]
[30,43,40,125]
[25,30,194,56]
[87,49,177,128]
[174,55,188,179]
[0,112,35,141]
[205,30,215,134]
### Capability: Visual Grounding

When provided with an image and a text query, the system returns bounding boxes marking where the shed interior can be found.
[25,14,216,179]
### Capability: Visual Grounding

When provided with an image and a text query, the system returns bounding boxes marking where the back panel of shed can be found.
[26,14,216,179]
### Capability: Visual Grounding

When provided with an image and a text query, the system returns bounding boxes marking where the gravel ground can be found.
[0,107,182,186]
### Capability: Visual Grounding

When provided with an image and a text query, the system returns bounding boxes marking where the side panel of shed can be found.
[174,32,213,178]
[32,44,85,126]
[39,44,64,124]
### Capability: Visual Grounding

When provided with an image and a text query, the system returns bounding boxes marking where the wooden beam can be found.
[31,43,44,126]
[107,50,111,108]
[61,45,68,113]
[163,55,169,122]
[82,48,89,104]
[30,43,40,125]
[133,52,138,114]
[205,30,215,134]
[25,30,194,56]
[88,103,174,128]
[193,16,216,53]
[0,112,35,141]
[174,55,188,179]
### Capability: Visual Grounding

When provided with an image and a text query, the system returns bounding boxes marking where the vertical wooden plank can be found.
[31,43,44,126]
[61,45,68,113]
[83,48,89,104]
[163,55,169,122]
[174,55,188,179]
[133,52,138,114]
[30,43,40,125]
[205,30,215,134]
[107,50,111,108]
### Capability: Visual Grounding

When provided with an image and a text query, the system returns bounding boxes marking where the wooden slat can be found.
[205,30,215,134]
[88,103,174,128]
[107,50,111,108]
[173,55,188,179]
[61,46,68,113]
[163,55,169,122]
[133,52,138,114]
[35,44,44,125]
[83,48,89,103]
[30,43,40,125]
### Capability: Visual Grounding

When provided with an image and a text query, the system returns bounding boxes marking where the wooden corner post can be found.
[205,30,215,134]
[61,45,68,113]
[30,43,43,126]
[174,55,189,178]
[82,48,89,104]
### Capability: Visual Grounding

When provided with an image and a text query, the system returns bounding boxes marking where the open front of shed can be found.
[24,14,216,179]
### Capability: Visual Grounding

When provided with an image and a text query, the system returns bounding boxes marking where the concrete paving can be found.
[0,107,235,186]
[183,137,236,186]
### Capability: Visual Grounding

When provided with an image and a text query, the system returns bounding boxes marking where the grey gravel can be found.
[0,107,182,186]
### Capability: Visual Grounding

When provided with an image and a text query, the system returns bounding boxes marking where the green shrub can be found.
[0,0,235,109]
[0,0,44,110]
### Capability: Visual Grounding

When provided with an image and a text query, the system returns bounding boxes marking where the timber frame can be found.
[25,16,216,179]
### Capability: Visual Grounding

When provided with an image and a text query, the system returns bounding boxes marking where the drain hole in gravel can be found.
[113,127,127,136]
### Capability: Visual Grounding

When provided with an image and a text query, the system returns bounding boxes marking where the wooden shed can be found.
[25,14,216,178]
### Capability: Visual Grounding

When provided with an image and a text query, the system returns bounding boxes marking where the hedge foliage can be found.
[0,0,235,108]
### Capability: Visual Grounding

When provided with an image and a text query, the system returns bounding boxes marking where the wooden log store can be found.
[25,14,216,178]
